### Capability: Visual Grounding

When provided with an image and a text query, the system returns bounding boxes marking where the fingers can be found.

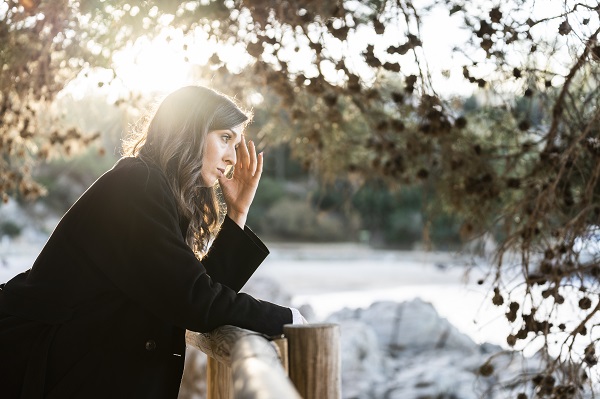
[254,151,263,180]
[237,134,251,170]
[248,140,258,173]
[237,136,261,177]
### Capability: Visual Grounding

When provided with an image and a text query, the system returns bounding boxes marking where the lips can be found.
[217,168,225,176]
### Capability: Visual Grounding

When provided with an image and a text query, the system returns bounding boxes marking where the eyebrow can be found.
[228,129,243,145]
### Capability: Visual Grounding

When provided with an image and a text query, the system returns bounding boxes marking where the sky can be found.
[58,0,599,107]
[63,2,476,101]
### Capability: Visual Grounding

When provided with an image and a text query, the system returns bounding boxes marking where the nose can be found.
[224,145,237,165]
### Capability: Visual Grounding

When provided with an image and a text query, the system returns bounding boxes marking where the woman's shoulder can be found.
[110,157,165,183]
[111,156,159,176]
[92,157,170,199]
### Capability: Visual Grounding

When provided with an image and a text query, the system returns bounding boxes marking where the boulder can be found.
[336,320,388,399]
[327,298,478,355]
[326,299,548,399]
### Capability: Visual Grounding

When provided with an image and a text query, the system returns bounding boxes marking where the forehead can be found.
[230,125,244,136]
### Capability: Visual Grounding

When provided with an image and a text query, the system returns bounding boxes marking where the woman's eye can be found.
[222,135,231,143]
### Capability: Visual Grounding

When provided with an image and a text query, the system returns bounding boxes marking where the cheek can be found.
[202,140,219,163]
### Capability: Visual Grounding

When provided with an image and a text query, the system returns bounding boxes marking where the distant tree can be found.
[2,0,600,395]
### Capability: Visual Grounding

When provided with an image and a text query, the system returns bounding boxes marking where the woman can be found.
[0,86,305,398]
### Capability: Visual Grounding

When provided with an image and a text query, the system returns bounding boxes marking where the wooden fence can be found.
[185,323,340,399]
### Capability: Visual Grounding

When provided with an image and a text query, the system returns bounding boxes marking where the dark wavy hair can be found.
[122,86,251,256]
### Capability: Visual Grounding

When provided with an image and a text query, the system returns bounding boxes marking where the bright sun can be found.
[110,25,241,95]
[112,33,192,94]
[64,25,252,102]
[111,21,259,95]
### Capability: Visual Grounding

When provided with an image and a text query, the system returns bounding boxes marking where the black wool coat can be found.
[0,157,292,399]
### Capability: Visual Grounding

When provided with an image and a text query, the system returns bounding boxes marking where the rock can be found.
[336,320,388,399]
[384,349,500,399]
[326,299,550,399]
[328,298,478,355]
[297,303,316,323]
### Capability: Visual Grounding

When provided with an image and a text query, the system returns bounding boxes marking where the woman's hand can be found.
[218,135,263,228]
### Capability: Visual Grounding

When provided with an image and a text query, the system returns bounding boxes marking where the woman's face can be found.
[199,125,243,186]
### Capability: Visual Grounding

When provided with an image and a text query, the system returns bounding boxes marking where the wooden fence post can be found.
[284,323,341,399]
[206,356,232,399]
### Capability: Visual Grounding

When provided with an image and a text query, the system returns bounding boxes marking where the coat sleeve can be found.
[70,162,292,336]
[201,215,268,292]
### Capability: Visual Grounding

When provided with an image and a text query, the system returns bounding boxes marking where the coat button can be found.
[145,339,157,351]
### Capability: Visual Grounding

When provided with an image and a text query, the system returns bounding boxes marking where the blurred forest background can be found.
[2,0,600,397]
[3,88,463,249]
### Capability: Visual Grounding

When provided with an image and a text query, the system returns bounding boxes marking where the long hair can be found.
[122,86,251,256]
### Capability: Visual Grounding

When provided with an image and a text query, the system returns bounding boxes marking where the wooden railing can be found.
[185,323,340,399]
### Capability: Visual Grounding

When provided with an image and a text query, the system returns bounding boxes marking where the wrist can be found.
[227,210,247,229]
